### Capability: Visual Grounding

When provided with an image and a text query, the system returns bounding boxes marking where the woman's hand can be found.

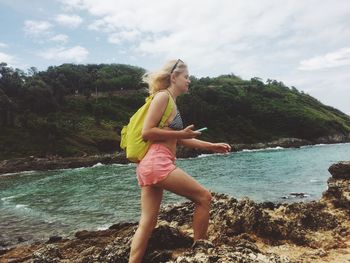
[179,124,201,139]
[209,142,231,153]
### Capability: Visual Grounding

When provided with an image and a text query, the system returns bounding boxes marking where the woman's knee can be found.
[196,189,212,207]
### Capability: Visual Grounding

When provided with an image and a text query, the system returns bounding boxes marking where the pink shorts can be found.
[136,143,177,187]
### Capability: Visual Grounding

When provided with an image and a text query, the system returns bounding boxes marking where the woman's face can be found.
[174,68,191,94]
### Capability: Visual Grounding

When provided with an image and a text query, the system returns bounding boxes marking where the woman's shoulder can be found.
[153,90,170,101]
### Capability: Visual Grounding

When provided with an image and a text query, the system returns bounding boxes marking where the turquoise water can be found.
[0,143,349,246]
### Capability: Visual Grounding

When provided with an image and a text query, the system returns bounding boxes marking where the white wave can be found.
[310,179,322,183]
[55,166,92,173]
[1,195,16,201]
[180,152,229,160]
[302,142,350,149]
[300,144,329,148]
[15,204,29,209]
[96,224,110,231]
[197,154,212,158]
[281,193,311,199]
[18,170,36,174]
[300,145,311,149]
[92,162,103,168]
[176,152,234,161]
[1,195,24,205]
[112,163,129,167]
[73,167,86,171]
[315,142,350,147]
[0,170,37,177]
[242,146,284,152]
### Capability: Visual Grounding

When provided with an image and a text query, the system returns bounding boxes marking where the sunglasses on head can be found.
[170,59,183,73]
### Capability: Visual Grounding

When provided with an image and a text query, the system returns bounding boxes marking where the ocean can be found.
[0,143,349,247]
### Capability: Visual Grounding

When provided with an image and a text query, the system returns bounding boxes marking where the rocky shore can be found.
[0,153,129,175]
[1,136,349,175]
[1,161,349,262]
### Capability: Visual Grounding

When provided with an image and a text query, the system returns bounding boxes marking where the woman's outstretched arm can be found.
[178,138,231,153]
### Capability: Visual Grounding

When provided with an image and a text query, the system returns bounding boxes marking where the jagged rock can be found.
[314,133,350,144]
[284,202,339,230]
[170,243,292,263]
[96,234,132,263]
[108,222,137,230]
[32,244,62,263]
[0,248,10,256]
[191,240,215,251]
[146,225,193,251]
[47,236,62,243]
[333,225,350,237]
[322,161,350,212]
[328,161,350,179]
[260,201,282,210]
[95,225,192,263]
[159,201,195,225]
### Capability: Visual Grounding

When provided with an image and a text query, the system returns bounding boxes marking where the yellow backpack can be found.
[120,91,174,162]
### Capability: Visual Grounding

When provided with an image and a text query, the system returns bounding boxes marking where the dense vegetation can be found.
[0,62,349,160]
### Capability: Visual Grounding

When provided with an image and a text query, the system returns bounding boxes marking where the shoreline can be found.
[1,161,349,262]
[1,137,350,175]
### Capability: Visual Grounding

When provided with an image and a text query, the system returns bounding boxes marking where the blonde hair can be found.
[142,59,187,94]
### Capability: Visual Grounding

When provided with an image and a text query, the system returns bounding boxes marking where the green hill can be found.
[0,63,349,160]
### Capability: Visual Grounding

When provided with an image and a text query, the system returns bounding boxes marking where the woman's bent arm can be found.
[142,127,186,141]
[141,92,200,141]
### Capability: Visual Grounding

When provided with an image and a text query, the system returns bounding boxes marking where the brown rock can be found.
[328,161,350,179]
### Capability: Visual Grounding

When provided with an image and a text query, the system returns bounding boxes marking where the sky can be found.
[0,0,349,115]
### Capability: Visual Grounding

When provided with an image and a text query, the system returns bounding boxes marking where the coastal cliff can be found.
[2,63,350,162]
[1,161,349,263]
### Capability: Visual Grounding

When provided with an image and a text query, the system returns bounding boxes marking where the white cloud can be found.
[50,34,69,44]
[298,47,350,71]
[108,29,141,44]
[59,0,85,11]
[55,14,83,28]
[0,52,15,64]
[38,46,89,62]
[59,1,350,70]
[0,51,28,69]
[23,21,70,44]
[53,0,350,114]
[23,20,53,37]
[0,42,8,48]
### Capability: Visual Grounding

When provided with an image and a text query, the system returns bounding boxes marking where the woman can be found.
[128,59,231,263]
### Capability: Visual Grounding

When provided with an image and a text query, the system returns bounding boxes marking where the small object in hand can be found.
[195,127,208,132]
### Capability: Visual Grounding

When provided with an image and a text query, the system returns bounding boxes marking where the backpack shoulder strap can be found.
[147,89,175,128]
[159,90,175,128]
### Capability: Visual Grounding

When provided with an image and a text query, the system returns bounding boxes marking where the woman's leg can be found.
[155,168,212,240]
[128,186,163,263]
